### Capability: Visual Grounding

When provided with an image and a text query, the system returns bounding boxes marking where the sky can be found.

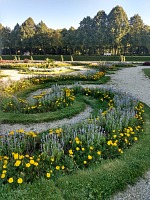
[0,0,150,30]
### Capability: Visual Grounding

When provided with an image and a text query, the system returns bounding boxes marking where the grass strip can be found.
[142,68,150,79]
[0,99,86,124]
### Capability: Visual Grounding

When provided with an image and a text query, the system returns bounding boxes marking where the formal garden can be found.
[0,62,150,199]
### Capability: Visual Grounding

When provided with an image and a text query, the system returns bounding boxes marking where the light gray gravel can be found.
[109,65,150,200]
[0,106,93,134]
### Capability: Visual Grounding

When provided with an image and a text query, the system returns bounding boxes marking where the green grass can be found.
[0,99,86,124]
[0,104,149,200]
[142,68,150,79]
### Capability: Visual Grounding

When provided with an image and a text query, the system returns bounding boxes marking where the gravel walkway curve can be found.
[109,65,150,200]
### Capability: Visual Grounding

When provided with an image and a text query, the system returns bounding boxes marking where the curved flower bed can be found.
[0,84,144,186]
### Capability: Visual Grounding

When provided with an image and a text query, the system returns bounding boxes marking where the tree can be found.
[19,17,36,54]
[78,16,95,54]
[107,5,129,55]
[128,14,145,54]
[93,10,108,54]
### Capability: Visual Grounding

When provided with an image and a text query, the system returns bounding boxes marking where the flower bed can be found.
[0,85,144,186]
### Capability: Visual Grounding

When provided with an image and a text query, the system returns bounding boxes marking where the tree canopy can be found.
[0,5,150,55]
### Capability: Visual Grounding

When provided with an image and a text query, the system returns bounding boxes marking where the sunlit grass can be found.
[142,68,150,79]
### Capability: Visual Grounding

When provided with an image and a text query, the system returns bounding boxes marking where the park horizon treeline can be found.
[0,5,150,56]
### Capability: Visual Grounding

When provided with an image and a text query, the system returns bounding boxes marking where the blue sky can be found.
[0,0,150,30]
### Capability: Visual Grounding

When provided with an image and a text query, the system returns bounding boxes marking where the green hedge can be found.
[1,55,150,62]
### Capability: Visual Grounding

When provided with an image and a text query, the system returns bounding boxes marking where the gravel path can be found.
[0,106,93,134]
[110,65,150,200]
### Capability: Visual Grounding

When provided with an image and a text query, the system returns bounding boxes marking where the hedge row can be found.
[1,55,150,62]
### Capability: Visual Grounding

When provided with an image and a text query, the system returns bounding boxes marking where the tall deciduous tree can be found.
[128,14,145,54]
[20,17,36,54]
[93,10,108,54]
[107,5,129,55]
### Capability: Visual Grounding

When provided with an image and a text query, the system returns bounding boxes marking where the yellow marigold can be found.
[113,142,117,147]
[33,162,38,166]
[56,166,60,170]
[83,161,87,164]
[69,149,73,155]
[76,147,80,151]
[107,140,113,145]
[2,170,7,174]
[118,149,123,154]
[26,163,31,168]
[3,165,7,169]
[49,129,53,134]
[30,159,35,165]
[12,153,19,160]
[9,131,14,135]
[61,166,65,170]
[1,174,5,179]
[81,147,85,151]
[90,146,94,151]
[17,178,23,184]
[88,155,92,160]
[14,160,21,167]
[51,157,54,162]
[97,151,101,155]
[46,173,51,178]
[134,137,138,141]
[8,177,13,183]
[3,156,9,160]
[19,155,24,160]
[3,160,8,165]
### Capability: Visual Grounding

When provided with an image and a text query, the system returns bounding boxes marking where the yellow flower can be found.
[83,161,87,164]
[30,159,35,165]
[26,163,31,168]
[19,155,24,160]
[113,142,117,147]
[2,170,7,174]
[49,129,53,135]
[107,140,113,145]
[97,151,101,155]
[90,146,94,151]
[9,131,14,135]
[13,153,19,160]
[17,178,23,184]
[3,156,9,160]
[46,173,51,178]
[14,160,21,167]
[118,149,123,154]
[69,149,73,155]
[3,160,8,165]
[33,162,38,166]
[134,137,138,141]
[76,147,80,151]
[56,166,60,170]
[81,147,85,151]
[51,157,54,162]
[3,165,7,169]
[88,155,92,160]
[1,174,5,179]
[8,177,13,183]
[61,166,65,170]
